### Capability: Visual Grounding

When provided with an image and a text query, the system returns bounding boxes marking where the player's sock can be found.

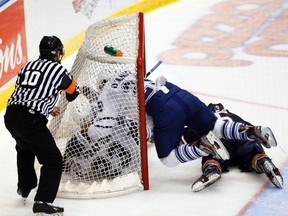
[222,121,248,140]
[146,125,153,142]
[175,143,208,163]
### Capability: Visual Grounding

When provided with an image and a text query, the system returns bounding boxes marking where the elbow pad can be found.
[66,91,79,101]
[60,74,80,101]
[60,75,77,93]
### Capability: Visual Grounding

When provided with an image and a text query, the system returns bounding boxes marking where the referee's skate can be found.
[33,201,64,216]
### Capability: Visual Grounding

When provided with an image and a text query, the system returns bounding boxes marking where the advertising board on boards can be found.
[0,0,28,88]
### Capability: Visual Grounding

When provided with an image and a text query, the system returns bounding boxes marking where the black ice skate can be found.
[17,188,31,205]
[256,156,283,188]
[33,201,64,216]
[192,164,221,192]
[244,126,277,148]
[198,131,230,160]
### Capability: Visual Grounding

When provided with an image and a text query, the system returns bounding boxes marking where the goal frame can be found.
[47,12,150,198]
[136,12,149,190]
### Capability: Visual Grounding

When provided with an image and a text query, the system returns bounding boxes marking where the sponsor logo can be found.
[0,0,27,87]
[0,35,24,80]
[160,0,288,67]
[72,0,99,19]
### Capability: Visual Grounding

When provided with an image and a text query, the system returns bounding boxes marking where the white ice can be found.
[1,0,288,215]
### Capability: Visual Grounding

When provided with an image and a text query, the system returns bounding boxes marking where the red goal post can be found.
[136,12,149,191]
[48,12,149,199]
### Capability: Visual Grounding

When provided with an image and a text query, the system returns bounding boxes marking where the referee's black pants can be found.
[4,106,62,203]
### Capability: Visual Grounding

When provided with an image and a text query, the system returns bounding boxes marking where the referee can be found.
[4,36,80,215]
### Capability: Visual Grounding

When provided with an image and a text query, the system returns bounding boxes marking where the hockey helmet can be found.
[208,103,225,113]
[39,36,64,59]
[70,95,93,126]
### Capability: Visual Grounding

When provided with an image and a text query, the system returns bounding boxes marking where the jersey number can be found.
[21,70,42,87]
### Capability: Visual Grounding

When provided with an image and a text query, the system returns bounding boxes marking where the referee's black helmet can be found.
[39,36,64,59]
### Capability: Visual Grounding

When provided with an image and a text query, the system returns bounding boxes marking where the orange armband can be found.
[65,76,77,94]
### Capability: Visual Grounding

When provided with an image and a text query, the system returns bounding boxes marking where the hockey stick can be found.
[145,60,163,78]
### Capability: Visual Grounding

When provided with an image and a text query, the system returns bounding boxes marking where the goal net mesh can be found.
[48,13,147,199]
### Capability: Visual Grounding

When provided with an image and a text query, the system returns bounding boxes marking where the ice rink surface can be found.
[1,0,288,215]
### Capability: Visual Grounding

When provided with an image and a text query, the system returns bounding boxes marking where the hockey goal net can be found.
[48,12,148,199]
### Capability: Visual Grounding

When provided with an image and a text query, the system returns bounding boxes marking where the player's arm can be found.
[60,74,80,101]
[82,85,99,103]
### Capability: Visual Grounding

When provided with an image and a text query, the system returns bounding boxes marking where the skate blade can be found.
[35,213,64,216]
[262,127,277,147]
[192,173,221,192]
[272,176,284,188]
[206,131,230,160]
[192,181,206,192]
[264,161,283,188]
[22,197,26,206]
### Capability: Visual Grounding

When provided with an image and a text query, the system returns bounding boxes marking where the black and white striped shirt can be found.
[8,58,80,118]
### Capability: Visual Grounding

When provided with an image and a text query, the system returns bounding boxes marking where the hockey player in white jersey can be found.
[62,70,140,181]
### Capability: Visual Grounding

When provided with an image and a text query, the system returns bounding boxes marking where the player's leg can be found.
[4,110,37,204]
[160,143,209,167]
[33,136,63,197]
[240,126,277,148]
[160,131,229,167]
[182,127,229,160]
[198,131,230,160]
[213,119,276,148]
[192,156,222,192]
[252,153,283,188]
[236,140,283,188]
[15,144,38,204]
[153,91,229,165]
[25,118,64,214]
[153,109,210,167]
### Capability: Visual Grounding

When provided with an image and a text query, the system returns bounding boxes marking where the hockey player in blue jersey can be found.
[183,103,283,192]
[144,76,277,169]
